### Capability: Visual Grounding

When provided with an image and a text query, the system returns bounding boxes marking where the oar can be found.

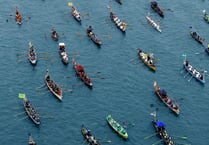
[36,84,46,90]
[19,115,29,121]
[99,140,111,143]
[152,139,162,145]
[188,76,193,82]
[14,111,25,117]
[144,132,158,140]
[91,77,105,80]
[184,72,189,78]
[173,135,188,140]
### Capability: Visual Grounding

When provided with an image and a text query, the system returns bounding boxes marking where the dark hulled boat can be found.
[150,1,164,17]
[152,119,175,145]
[86,26,102,46]
[51,29,59,41]
[72,59,93,88]
[81,125,101,145]
[190,31,205,44]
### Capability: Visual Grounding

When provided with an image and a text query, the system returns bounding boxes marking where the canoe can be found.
[115,0,122,4]
[51,29,59,41]
[71,6,81,22]
[106,114,128,139]
[72,59,93,88]
[86,26,102,46]
[203,10,209,23]
[81,125,101,145]
[137,48,156,71]
[59,43,69,65]
[23,96,40,125]
[15,6,22,25]
[28,133,37,145]
[152,119,175,145]
[45,70,63,101]
[28,42,37,65]
[146,13,162,32]
[110,12,127,32]
[150,1,164,17]
[153,81,180,115]
[190,30,205,44]
[183,59,206,84]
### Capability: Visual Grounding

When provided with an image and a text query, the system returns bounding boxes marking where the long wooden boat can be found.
[137,48,156,71]
[203,10,209,23]
[152,119,175,145]
[28,42,37,65]
[153,81,180,115]
[110,12,127,32]
[146,13,162,32]
[15,6,22,25]
[183,59,206,84]
[190,30,205,44]
[106,114,128,139]
[21,94,40,125]
[86,26,102,46]
[72,59,93,88]
[45,70,63,101]
[51,29,59,41]
[58,43,69,65]
[150,1,164,17]
[28,133,37,145]
[71,6,81,22]
[81,125,101,145]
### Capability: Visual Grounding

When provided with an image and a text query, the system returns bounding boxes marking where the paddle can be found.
[152,139,162,145]
[99,140,111,143]
[14,111,26,117]
[144,132,158,140]
[91,77,105,80]
[173,135,188,140]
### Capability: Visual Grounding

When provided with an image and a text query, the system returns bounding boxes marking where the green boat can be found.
[106,114,128,139]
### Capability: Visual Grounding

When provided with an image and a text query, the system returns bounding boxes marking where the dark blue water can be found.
[1,0,209,144]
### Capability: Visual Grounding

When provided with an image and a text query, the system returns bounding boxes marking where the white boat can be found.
[146,13,162,32]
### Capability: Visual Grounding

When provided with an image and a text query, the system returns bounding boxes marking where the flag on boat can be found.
[68,2,73,7]
[18,93,26,99]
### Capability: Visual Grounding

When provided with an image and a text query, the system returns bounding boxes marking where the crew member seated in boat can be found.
[185,60,189,66]
[46,75,50,81]
[87,26,93,34]
[110,12,115,18]
[16,11,21,20]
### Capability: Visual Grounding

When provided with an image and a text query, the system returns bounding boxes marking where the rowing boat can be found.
[28,42,37,65]
[137,48,156,71]
[86,26,102,46]
[72,59,93,88]
[146,13,162,32]
[150,1,164,17]
[15,6,22,25]
[71,6,81,22]
[51,29,59,41]
[152,119,175,145]
[190,30,205,44]
[59,43,69,65]
[81,125,101,145]
[19,93,40,125]
[106,114,128,139]
[28,133,37,145]
[45,70,63,101]
[153,81,180,115]
[183,59,206,84]
[110,12,127,32]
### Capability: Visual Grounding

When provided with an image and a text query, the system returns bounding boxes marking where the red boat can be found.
[72,59,93,88]
[15,6,22,24]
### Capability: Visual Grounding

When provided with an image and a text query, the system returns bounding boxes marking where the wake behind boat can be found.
[137,48,156,71]
[86,26,102,46]
[152,119,175,145]
[59,43,69,65]
[153,81,180,115]
[146,13,162,32]
[28,42,37,65]
[110,12,127,32]
[183,59,206,84]
[45,70,63,101]
[106,114,128,139]
[72,59,93,88]
[18,93,40,125]
[28,133,37,145]
[150,1,164,17]
[81,125,101,145]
